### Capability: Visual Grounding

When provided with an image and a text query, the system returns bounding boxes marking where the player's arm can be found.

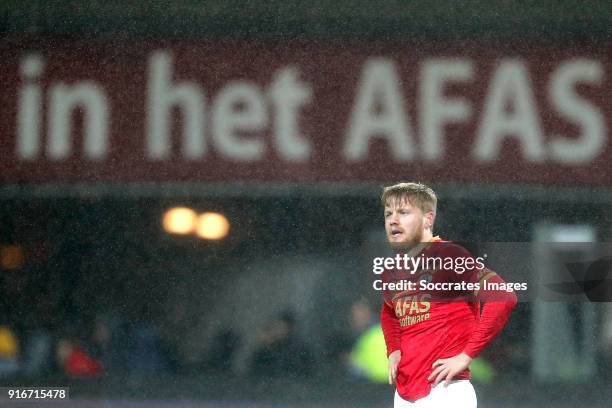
[463,269,518,357]
[428,245,517,386]
[428,268,517,385]
[381,300,401,384]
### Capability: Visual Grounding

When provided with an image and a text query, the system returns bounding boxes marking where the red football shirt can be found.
[380,239,516,401]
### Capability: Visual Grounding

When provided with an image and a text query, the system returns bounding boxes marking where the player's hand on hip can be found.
[428,352,473,386]
[388,350,401,384]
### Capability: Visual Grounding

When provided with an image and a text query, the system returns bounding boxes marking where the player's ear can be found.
[424,211,435,230]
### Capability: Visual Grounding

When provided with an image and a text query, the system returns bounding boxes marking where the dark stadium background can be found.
[1,1,611,407]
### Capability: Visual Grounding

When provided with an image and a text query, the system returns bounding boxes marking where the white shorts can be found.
[394,380,477,408]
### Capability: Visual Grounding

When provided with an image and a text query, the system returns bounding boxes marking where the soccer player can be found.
[379,182,517,407]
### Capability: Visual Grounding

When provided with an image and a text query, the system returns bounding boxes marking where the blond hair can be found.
[381,182,437,214]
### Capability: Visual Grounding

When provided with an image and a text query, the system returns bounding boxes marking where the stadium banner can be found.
[0,39,610,185]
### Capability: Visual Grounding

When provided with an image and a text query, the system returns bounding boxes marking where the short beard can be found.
[389,222,424,251]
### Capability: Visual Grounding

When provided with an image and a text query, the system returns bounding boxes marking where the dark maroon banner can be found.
[0,39,610,185]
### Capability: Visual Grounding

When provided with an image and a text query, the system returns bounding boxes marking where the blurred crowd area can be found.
[0,198,392,383]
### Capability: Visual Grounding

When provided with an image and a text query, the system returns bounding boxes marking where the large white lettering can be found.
[343,59,415,161]
[549,59,605,164]
[473,60,545,162]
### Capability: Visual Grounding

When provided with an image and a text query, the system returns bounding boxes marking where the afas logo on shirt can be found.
[395,294,431,317]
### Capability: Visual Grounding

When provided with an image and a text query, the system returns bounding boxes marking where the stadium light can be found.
[196,212,229,240]
[0,245,24,270]
[162,207,197,235]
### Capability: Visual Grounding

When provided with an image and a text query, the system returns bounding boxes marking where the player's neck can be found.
[422,229,433,242]
[402,230,435,257]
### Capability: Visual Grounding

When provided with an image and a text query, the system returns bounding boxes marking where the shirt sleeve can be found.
[380,300,401,357]
[440,243,518,359]
[463,271,517,358]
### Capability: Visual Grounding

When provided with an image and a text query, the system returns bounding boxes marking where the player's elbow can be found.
[506,291,518,310]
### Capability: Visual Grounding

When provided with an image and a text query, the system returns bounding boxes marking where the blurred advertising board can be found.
[0,39,610,185]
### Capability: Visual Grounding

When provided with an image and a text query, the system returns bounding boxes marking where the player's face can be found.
[384,198,425,246]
